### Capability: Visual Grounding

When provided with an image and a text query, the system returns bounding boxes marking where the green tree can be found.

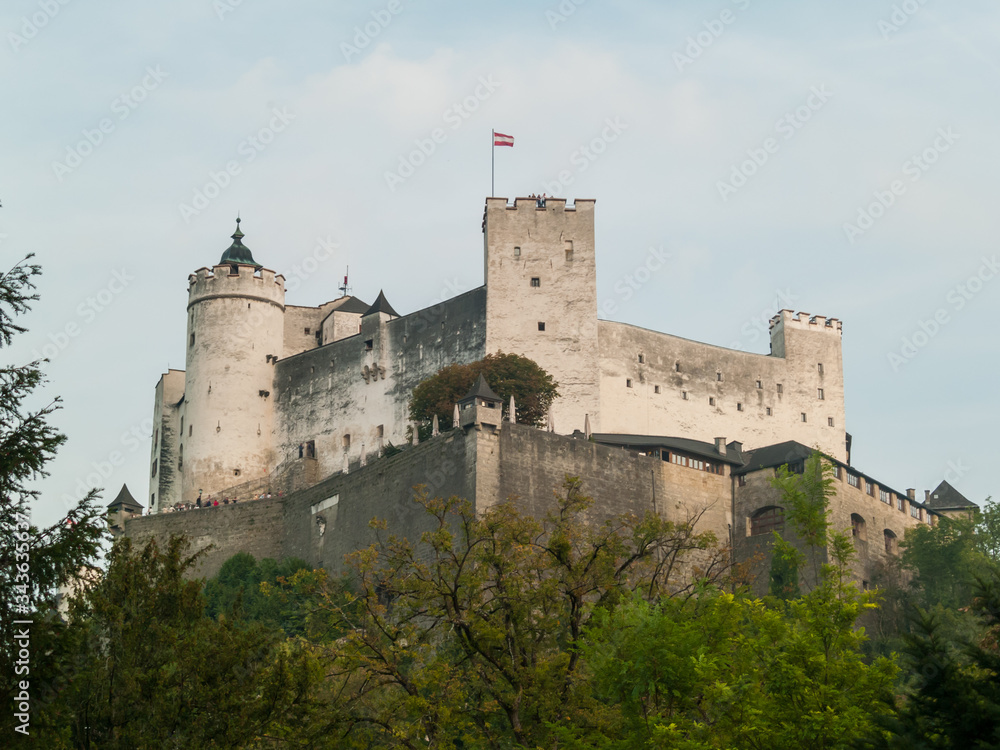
[576,573,897,750]
[409,351,559,430]
[203,552,313,635]
[902,514,979,611]
[0,255,107,739]
[296,478,729,748]
[868,567,1000,749]
[34,536,317,748]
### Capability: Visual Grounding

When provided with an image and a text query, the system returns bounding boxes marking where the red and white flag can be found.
[493,132,514,147]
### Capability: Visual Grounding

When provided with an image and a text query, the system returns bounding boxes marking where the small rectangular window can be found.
[626,379,633,388]
[880,489,891,504]
[530,277,541,287]
[514,246,521,257]
[190,332,195,347]
[638,354,644,364]
[765,407,772,416]
[674,362,681,372]
[538,322,546,331]
[654,385,660,394]
[681,391,688,400]
[818,363,824,375]
[867,481,875,497]
[709,397,716,406]
[910,505,920,519]
[188,425,192,437]
[304,327,310,335]
[716,372,722,381]
[801,413,807,422]
[818,388,825,400]
[564,240,574,261]
[848,473,859,488]
[151,459,158,478]
[776,383,783,394]
[364,339,373,351]
[828,417,834,427]
[755,380,762,389]
[833,466,842,479]
[737,402,743,411]
[738,474,746,487]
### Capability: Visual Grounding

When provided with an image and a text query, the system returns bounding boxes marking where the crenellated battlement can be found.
[769,309,842,334]
[188,264,285,307]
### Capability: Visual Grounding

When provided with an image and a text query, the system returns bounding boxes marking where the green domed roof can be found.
[219,218,261,267]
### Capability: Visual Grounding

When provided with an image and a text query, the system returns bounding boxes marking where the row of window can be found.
[514,240,574,261]
[625,377,824,401]
[833,466,927,522]
[666,451,725,475]
[750,506,899,554]
[633,359,826,382]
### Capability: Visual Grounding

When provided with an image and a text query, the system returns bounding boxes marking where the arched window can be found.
[851,513,867,541]
[750,506,784,537]
[884,529,898,555]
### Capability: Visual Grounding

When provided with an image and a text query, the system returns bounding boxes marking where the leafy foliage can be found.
[409,350,559,429]
[295,477,729,747]
[0,255,107,738]
[34,536,317,748]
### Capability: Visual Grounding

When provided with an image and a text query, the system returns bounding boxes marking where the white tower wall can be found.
[180,264,285,503]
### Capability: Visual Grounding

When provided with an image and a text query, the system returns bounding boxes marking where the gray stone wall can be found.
[281,429,477,574]
[273,286,487,481]
[125,497,285,579]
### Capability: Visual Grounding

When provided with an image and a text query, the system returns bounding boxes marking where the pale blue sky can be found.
[3,0,996,525]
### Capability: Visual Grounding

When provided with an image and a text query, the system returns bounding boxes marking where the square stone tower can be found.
[483,197,600,433]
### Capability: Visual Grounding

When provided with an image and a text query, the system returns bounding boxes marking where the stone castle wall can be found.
[598,309,846,461]
[273,286,487,481]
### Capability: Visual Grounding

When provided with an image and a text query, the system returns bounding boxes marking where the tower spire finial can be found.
[220,216,259,267]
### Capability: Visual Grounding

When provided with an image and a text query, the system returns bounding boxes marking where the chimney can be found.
[907,488,915,501]
[925,490,930,503]
[714,437,727,456]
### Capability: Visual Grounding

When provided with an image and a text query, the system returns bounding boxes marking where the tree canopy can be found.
[409,351,558,429]
[0,255,107,740]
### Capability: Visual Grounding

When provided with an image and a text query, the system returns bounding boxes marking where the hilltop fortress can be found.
[128,197,971,586]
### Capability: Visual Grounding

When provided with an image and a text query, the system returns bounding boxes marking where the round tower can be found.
[180,219,285,503]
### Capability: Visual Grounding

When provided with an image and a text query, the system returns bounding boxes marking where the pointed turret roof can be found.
[926,480,977,511]
[106,484,143,512]
[219,217,261,267]
[362,289,399,317]
[462,373,502,403]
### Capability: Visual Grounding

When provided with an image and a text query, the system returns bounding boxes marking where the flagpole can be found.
[491,129,495,197]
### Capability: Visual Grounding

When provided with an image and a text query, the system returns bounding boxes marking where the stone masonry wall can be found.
[125,497,285,579]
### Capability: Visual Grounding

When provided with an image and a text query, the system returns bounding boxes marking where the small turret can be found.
[107,483,143,537]
[458,374,503,431]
